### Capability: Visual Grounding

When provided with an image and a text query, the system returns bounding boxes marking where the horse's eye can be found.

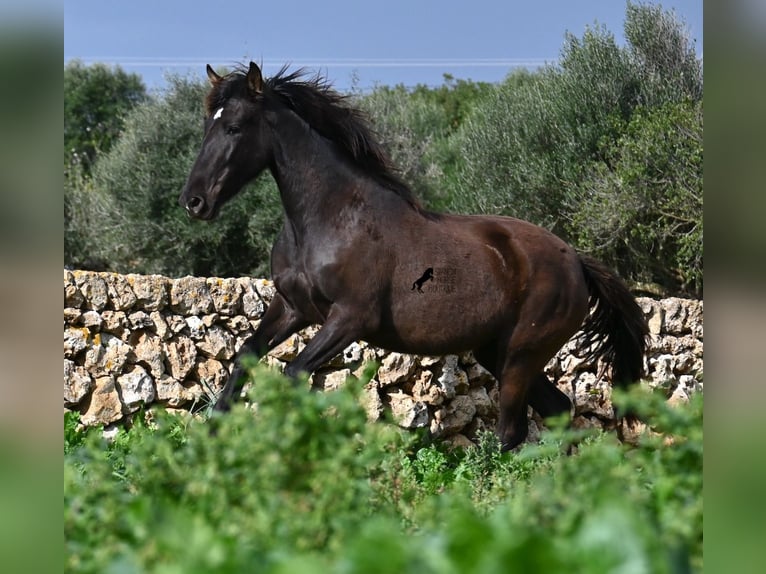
[226,125,241,135]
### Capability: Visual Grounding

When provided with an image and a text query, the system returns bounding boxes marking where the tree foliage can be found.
[64,3,702,295]
[64,60,146,172]
[446,2,702,294]
[572,101,703,294]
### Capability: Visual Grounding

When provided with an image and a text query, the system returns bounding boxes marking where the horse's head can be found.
[179,62,272,220]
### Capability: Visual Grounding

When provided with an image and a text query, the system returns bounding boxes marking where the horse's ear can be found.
[247,61,264,95]
[206,64,223,85]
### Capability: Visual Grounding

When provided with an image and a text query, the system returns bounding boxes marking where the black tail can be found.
[579,256,649,387]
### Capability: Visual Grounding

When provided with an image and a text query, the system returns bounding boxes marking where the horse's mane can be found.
[207,65,431,215]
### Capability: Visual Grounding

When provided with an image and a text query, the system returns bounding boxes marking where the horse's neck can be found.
[269,115,367,234]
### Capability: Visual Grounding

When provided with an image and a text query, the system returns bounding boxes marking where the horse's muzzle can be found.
[181,195,207,218]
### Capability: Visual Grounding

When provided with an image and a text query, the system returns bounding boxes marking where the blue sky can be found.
[64,0,702,93]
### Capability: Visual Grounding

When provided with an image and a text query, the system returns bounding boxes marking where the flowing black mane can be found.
[207,66,427,213]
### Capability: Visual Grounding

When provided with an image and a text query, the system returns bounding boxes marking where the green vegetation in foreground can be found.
[64,364,703,573]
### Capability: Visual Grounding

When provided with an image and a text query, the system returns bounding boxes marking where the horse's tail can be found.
[578,255,649,387]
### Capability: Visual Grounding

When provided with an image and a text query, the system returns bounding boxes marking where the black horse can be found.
[179,62,648,451]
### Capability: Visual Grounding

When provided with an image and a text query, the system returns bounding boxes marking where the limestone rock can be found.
[96,333,133,376]
[78,311,103,331]
[101,311,128,337]
[571,372,613,419]
[185,315,206,339]
[164,336,197,380]
[104,273,137,311]
[166,314,187,336]
[83,340,104,372]
[430,395,476,437]
[155,375,189,407]
[132,331,165,377]
[312,368,352,391]
[662,298,691,336]
[194,358,229,394]
[465,361,495,388]
[327,341,365,367]
[117,365,156,412]
[363,384,384,421]
[468,386,495,417]
[64,359,93,406]
[239,279,266,318]
[387,391,429,428]
[150,311,170,340]
[127,310,153,330]
[126,274,168,311]
[224,315,253,335]
[170,276,214,315]
[64,326,90,358]
[196,325,236,360]
[64,307,81,324]
[254,279,277,303]
[207,277,243,316]
[74,271,109,311]
[270,333,303,362]
[64,270,85,308]
[412,370,442,404]
[432,355,469,399]
[641,299,663,336]
[378,352,418,387]
[81,376,124,426]
[419,355,441,368]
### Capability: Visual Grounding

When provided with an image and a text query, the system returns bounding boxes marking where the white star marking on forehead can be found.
[213,107,224,120]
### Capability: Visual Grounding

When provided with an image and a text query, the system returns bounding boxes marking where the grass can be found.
[64,364,702,573]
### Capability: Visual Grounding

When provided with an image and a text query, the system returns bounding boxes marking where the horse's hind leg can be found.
[476,342,571,447]
[496,344,572,451]
[528,373,572,419]
[474,344,568,447]
[495,353,539,451]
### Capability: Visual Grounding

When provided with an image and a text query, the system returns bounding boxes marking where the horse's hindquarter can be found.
[479,215,591,346]
[370,214,589,355]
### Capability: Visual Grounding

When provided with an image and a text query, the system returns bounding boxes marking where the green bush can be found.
[356,85,450,207]
[445,68,577,232]
[65,364,703,573]
[444,2,702,294]
[64,60,147,172]
[571,101,703,295]
[63,2,703,295]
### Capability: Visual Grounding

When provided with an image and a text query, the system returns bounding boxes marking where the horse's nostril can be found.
[186,196,204,214]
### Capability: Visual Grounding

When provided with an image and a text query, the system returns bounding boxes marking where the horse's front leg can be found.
[214,293,309,411]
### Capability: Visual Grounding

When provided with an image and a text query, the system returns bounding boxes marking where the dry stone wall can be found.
[64,270,703,443]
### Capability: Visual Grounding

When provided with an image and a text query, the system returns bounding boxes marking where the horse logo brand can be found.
[411,268,434,293]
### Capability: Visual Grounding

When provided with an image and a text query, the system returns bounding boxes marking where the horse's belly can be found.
[368,290,507,355]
